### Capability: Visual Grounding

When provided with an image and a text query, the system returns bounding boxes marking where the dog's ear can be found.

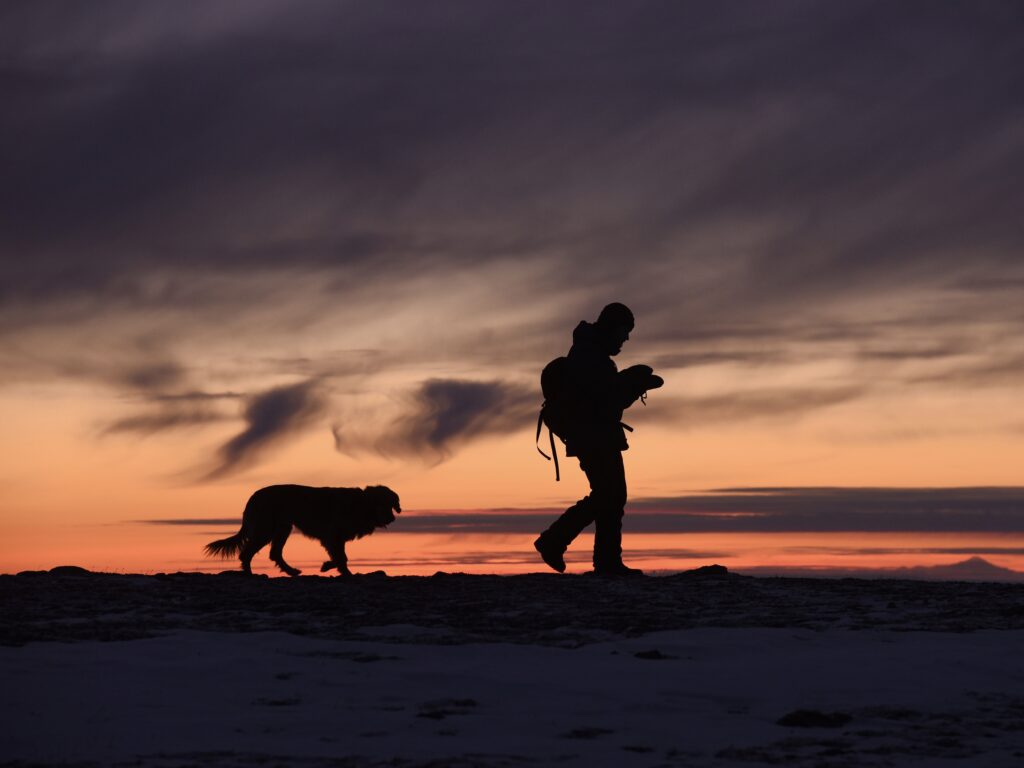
[387,487,401,514]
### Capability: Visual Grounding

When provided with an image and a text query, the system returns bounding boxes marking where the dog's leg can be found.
[269,524,301,577]
[239,537,269,576]
[322,539,352,577]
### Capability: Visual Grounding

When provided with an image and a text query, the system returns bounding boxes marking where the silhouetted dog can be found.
[205,484,401,576]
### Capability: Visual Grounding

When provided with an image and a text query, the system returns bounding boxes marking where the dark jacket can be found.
[564,321,629,456]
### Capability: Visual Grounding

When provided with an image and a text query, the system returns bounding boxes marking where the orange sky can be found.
[2,4,1023,576]
[2,367,1023,576]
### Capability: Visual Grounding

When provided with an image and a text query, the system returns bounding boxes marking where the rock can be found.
[634,649,677,660]
[777,709,852,728]
[48,565,94,576]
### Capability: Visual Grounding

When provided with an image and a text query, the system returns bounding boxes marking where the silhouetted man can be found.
[534,302,662,576]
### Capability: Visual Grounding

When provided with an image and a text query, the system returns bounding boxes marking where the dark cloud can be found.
[1,1,1022,464]
[0,1,1020,316]
[132,487,1024,540]
[150,391,242,402]
[196,486,1020,534]
[83,355,245,437]
[373,378,536,459]
[507,488,1023,533]
[88,352,245,436]
[0,343,191,393]
[115,361,186,392]
[776,546,1024,557]
[631,487,1024,532]
[154,486,1017,534]
[204,379,325,479]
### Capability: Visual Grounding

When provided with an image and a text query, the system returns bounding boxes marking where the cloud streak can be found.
[372,378,537,459]
[631,386,865,428]
[136,485,1024,534]
[103,408,228,436]
[203,379,325,479]
[630,487,1024,532]
[1,2,1022,474]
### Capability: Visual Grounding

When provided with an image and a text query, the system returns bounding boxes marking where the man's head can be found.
[595,302,634,356]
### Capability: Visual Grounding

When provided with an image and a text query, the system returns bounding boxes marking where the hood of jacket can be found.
[572,320,603,350]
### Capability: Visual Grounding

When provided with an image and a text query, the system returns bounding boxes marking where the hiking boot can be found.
[534,535,566,573]
[592,562,644,577]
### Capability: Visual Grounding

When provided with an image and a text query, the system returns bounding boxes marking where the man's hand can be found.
[618,364,663,405]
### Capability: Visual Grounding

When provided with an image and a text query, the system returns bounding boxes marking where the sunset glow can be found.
[2,3,1022,578]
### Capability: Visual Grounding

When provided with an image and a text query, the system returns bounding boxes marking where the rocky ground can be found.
[5,565,1024,647]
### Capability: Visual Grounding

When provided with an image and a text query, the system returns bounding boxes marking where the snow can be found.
[4,628,1024,766]
[4,569,1024,766]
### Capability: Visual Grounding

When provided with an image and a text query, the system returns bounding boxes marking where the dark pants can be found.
[540,449,627,567]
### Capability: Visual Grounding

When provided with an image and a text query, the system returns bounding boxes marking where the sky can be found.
[1,1,1023,575]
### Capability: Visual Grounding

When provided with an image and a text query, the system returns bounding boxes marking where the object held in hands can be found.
[619,364,663,406]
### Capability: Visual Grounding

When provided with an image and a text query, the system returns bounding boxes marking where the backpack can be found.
[536,357,649,481]
[535,356,575,481]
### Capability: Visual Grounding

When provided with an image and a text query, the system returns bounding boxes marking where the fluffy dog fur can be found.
[205,484,401,576]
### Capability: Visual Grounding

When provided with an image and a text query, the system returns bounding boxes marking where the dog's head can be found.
[364,485,402,528]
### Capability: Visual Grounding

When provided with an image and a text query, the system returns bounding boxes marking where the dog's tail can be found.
[205,529,246,559]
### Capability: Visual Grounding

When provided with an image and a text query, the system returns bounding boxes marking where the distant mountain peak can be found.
[738,556,1024,582]
[901,556,1022,581]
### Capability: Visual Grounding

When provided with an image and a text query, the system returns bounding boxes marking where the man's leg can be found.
[541,493,598,547]
[581,451,627,570]
[535,493,595,573]
[534,451,610,572]
[535,449,627,572]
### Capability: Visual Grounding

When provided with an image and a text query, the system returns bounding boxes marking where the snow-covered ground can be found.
[4,568,1024,766]
[4,628,1024,767]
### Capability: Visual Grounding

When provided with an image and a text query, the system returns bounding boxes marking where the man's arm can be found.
[567,350,623,423]
[617,365,664,409]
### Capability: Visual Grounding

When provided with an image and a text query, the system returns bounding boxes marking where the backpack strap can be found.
[550,427,560,481]
[536,408,550,459]
[535,406,561,482]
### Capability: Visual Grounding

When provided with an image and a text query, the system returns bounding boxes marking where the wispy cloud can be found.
[103,408,228,436]
[630,386,865,427]
[96,355,243,437]
[909,354,1024,388]
[114,360,188,392]
[372,378,537,459]
[203,379,325,480]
